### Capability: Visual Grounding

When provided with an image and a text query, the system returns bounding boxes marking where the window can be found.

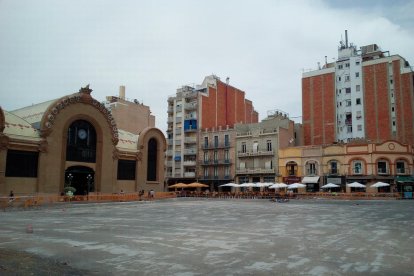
[345,75,350,81]
[117,160,136,180]
[306,162,317,175]
[147,138,157,181]
[338,76,342,81]
[224,166,230,177]
[267,140,272,151]
[224,134,229,147]
[253,141,258,153]
[353,161,362,174]
[287,162,297,176]
[396,160,407,174]
[224,150,229,162]
[356,85,360,92]
[214,136,219,148]
[204,151,209,162]
[5,150,39,177]
[330,161,338,174]
[338,64,343,69]
[204,167,209,178]
[356,61,360,65]
[355,72,360,78]
[213,151,218,163]
[346,88,351,93]
[357,125,362,131]
[214,166,218,177]
[377,160,388,174]
[356,98,361,105]
[345,63,350,67]
[204,137,208,148]
[347,125,353,133]
[242,142,246,153]
[66,120,97,163]
[346,100,351,106]
[356,111,362,119]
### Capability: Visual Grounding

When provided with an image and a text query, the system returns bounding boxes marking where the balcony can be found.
[237,150,274,157]
[184,137,197,144]
[184,172,196,178]
[396,168,410,175]
[377,168,390,175]
[183,160,196,167]
[184,148,197,155]
[200,159,232,166]
[202,143,231,150]
[184,103,197,110]
[236,168,275,175]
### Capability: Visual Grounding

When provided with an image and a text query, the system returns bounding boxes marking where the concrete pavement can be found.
[0,198,413,275]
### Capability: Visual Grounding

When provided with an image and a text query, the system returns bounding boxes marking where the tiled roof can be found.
[3,110,41,139]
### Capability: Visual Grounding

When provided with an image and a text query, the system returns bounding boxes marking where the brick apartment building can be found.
[302,31,414,146]
[166,75,258,186]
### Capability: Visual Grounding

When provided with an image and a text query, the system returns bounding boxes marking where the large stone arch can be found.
[136,127,166,191]
[39,86,119,145]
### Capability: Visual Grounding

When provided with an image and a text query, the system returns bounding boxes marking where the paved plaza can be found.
[1,198,414,275]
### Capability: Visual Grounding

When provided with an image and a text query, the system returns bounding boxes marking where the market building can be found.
[0,85,166,196]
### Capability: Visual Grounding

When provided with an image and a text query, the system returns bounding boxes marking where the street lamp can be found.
[67,173,73,187]
[86,174,92,199]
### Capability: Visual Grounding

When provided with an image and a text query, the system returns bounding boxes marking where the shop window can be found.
[396,160,407,174]
[5,150,38,177]
[117,160,136,180]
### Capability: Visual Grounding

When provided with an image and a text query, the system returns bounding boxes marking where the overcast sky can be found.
[1,0,413,131]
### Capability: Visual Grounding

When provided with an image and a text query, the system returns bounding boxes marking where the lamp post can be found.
[86,174,92,200]
[67,173,73,187]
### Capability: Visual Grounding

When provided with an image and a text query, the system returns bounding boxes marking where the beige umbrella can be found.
[168,183,189,189]
[187,182,209,188]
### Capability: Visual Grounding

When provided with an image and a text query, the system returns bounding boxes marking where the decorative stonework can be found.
[40,86,119,145]
[0,106,5,133]
[0,133,9,150]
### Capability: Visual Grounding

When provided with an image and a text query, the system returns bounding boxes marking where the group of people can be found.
[137,189,155,201]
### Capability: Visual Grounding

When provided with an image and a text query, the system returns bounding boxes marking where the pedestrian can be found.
[9,190,14,202]
[150,189,155,200]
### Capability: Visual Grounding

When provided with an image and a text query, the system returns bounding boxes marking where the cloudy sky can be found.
[1,0,413,130]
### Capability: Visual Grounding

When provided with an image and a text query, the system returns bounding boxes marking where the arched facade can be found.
[0,86,166,195]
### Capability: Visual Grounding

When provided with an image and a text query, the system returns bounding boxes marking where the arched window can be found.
[147,138,157,181]
[66,120,97,163]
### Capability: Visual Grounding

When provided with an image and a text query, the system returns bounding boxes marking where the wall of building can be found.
[302,68,336,145]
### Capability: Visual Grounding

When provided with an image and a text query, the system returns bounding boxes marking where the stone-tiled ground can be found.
[0,198,413,275]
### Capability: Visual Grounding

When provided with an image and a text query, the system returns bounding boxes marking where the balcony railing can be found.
[236,168,275,174]
[184,172,196,178]
[200,159,232,166]
[396,168,410,175]
[237,150,273,157]
[377,168,390,175]
[183,160,196,166]
[202,143,231,149]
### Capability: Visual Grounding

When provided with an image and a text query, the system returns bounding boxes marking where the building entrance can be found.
[65,166,95,195]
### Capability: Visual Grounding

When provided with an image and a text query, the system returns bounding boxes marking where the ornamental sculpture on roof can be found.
[79,84,92,95]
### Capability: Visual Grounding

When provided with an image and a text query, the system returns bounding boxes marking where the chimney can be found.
[345,30,348,48]
[119,85,125,100]
[226,77,230,85]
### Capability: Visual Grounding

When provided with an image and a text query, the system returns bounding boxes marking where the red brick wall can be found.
[363,63,391,142]
[201,80,257,129]
[302,72,335,145]
[398,69,414,145]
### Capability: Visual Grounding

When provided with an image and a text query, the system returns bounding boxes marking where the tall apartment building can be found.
[166,75,258,185]
[234,110,297,184]
[302,31,414,146]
